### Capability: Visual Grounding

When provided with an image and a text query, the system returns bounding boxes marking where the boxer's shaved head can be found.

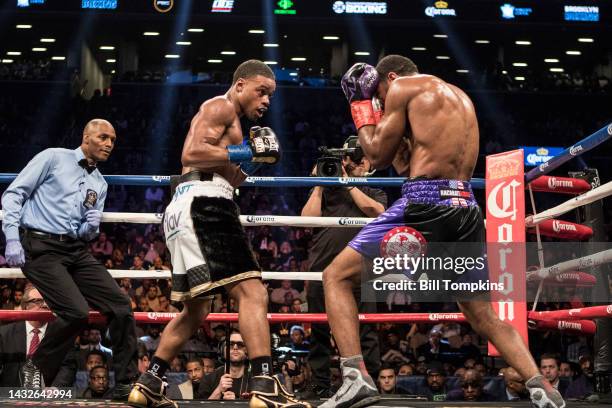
[233,59,275,84]
[376,54,418,78]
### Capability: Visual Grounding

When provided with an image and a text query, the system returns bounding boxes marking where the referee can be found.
[1,119,137,398]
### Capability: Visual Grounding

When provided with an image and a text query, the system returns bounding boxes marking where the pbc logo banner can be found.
[485,149,527,356]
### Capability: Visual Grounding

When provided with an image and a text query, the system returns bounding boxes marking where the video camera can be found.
[315,136,364,177]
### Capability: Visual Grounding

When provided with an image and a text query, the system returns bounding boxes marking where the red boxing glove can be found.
[350,99,383,130]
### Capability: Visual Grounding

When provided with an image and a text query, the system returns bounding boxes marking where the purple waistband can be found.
[401,179,477,207]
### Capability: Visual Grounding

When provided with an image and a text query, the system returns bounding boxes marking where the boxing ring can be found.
[0,123,611,407]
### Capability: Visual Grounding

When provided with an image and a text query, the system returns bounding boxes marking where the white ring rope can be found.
[2,181,608,229]
[0,268,322,281]
[526,180,612,227]
[0,211,372,228]
[527,248,612,281]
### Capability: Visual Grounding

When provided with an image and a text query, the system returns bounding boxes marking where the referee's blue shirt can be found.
[1,147,107,242]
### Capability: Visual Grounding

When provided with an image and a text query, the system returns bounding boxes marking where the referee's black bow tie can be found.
[78,159,97,174]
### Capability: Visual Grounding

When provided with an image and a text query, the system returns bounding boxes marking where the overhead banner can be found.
[485,149,528,356]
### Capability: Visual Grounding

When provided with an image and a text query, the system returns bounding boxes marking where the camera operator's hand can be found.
[222,391,236,400]
[310,164,318,177]
[283,359,297,376]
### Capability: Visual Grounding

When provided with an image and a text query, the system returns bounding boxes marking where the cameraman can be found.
[301,136,387,398]
[282,357,311,394]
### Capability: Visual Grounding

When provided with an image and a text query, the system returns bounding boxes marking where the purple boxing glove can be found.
[341,63,380,103]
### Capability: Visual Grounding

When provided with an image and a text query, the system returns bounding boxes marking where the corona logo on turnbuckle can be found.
[607,124,612,135]
[568,308,582,316]
[558,321,582,331]
[552,220,577,233]
[547,177,574,190]
[607,305,612,314]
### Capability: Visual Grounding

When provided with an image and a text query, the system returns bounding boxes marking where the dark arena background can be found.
[0,0,611,407]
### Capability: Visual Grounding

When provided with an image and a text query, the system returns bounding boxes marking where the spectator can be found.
[158,294,179,313]
[91,232,113,258]
[0,288,49,386]
[565,355,594,399]
[447,369,496,401]
[170,356,184,373]
[377,364,406,395]
[201,357,216,375]
[417,329,452,361]
[270,280,300,306]
[1,285,14,309]
[291,298,303,313]
[139,325,162,353]
[137,342,150,374]
[409,361,449,401]
[459,333,481,360]
[130,255,146,271]
[500,367,528,401]
[559,361,575,378]
[288,325,310,352]
[168,357,205,400]
[150,256,170,271]
[80,366,110,398]
[85,350,108,373]
[136,296,151,312]
[199,330,250,400]
[415,356,428,375]
[398,363,413,376]
[540,353,568,396]
[144,285,162,311]
[12,288,24,310]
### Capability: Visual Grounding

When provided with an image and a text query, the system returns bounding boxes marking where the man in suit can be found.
[167,357,205,400]
[0,287,48,386]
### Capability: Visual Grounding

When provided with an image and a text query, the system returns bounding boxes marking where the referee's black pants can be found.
[21,233,138,385]
[307,280,380,390]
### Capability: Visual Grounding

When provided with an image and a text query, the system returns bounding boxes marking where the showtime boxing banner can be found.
[485,150,528,356]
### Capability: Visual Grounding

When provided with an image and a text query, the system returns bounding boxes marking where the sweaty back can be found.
[401,75,479,181]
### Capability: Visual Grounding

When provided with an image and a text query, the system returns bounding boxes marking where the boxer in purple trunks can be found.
[319,55,565,408]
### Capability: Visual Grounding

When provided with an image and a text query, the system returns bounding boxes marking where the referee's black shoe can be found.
[128,371,177,408]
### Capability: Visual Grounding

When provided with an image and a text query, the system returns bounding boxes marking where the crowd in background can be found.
[0,63,610,401]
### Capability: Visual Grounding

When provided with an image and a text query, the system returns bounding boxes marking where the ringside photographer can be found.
[300,135,387,399]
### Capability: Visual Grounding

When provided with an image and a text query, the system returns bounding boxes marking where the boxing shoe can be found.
[249,375,312,408]
[318,364,380,408]
[127,371,177,408]
[526,374,566,408]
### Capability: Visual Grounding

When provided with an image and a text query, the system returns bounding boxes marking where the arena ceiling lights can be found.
[578,38,594,43]
[187,28,204,33]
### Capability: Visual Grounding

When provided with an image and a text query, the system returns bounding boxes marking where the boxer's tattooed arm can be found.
[357,82,407,170]
[181,98,238,168]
